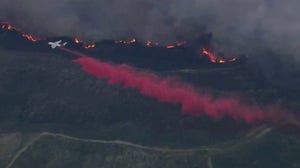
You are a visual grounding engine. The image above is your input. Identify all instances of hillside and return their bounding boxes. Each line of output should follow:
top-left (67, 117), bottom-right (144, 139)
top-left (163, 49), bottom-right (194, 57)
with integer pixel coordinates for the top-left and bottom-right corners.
top-left (0, 46), bottom-right (299, 167)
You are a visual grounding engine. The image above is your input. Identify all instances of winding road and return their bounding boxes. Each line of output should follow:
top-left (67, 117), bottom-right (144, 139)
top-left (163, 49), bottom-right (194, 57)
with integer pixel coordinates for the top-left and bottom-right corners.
top-left (6, 127), bottom-right (271, 168)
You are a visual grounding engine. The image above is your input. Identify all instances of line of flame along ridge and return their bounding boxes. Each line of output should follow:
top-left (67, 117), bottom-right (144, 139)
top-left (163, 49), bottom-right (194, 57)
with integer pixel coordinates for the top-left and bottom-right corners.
top-left (1, 22), bottom-right (238, 64)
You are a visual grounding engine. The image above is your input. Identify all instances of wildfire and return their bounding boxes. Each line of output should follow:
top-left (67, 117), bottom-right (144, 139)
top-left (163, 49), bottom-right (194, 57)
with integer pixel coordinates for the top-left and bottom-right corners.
top-left (74, 38), bottom-right (96, 49)
top-left (84, 43), bottom-right (96, 49)
top-left (74, 38), bottom-right (80, 44)
top-left (22, 34), bottom-right (38, 42)
top-left (1, 22), bottom-right (39, 42)
top-left (202, 48), bottom-right (217, 63)
top-left (115, 38), bottom-right (137, 45)
top-left (166, 45), bottom-right (175, 49)
top-left (1, 23), bottom-right (14, 31)
top-left (166, 41), bottom-right (187, 49)
top-left (115, 38), bottom-right (188, 49)
top-left (7, 25), bottom-right (13, 30)
top-left (0, 22), bottom-right (240, 64)
top-left (202, 48), bottom-right (238, 64)
top-left (129, 38), bottom-right (136, 43)
top-left (144, 41), bottom-right (159, 47)
top-left (145, 41), bottom-right (152, 47)
top-left (218, 59), bottom-right (226, 64)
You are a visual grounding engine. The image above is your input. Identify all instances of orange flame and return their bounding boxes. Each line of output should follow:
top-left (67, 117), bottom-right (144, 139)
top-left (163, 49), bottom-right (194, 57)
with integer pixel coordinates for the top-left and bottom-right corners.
top-left (7, 24), bottom-right (13, 30)
top-left (115, 38), bottom-right (136, 45)
top-left (4, 24), bottom-right (16, 31)
top-left (84, 43), bottom-right (96, 49)
top-left (1, 23), bottom-right (39, 42)
top-left (218, 59), bottom-right (226, 64)
top-left (166, 45), bottom-right (175, 49)
top-left (22, 34), bottom-right (38, 42)
top-left (74, 38), bottom-right (80, 44)
top-left (166, 41), bottom-right (187, 49)
top-left (129, 38), bottom-right (136, 43)
top-left (146, 41), bottom-right (152, 47)
top-left (0, 22), bottom-right (240, 62)
top-left (1, 24), bottom-right (14, 30)
top-left (202, 48), bottom-right (217, 63)
top-left (202, 48), bottom-right (239, 64)
top-left (74, 38), bottom-right (96, 49)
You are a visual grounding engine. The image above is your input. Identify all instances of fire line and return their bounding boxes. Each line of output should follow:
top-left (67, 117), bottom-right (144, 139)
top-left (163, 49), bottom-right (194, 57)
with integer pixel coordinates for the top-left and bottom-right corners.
top-left (1, 21), bottom-right (238, 64)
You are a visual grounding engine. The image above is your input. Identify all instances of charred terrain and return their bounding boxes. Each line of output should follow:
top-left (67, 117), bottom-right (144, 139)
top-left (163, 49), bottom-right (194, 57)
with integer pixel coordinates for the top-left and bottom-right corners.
top-left (0, 22), bottom-right (300, 168)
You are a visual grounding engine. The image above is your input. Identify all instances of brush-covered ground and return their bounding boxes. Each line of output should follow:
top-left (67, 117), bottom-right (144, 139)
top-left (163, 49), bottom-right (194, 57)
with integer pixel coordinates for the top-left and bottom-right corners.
top-left (0, 47), bottom-right (299, 168)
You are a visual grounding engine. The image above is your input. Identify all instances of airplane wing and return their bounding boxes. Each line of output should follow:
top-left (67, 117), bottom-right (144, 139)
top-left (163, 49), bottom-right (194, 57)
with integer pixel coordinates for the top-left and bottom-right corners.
top-left (48, 40), bottom-right (65, 49)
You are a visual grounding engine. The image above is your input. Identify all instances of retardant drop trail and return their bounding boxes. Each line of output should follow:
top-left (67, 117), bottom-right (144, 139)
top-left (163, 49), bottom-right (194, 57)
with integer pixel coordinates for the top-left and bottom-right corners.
top-left (59, 47), bottom-right (298, 126)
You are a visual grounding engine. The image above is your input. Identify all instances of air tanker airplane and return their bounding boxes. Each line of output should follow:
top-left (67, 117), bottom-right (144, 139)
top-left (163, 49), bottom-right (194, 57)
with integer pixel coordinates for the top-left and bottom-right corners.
top-left (48, 40), bottom-right (68, 49)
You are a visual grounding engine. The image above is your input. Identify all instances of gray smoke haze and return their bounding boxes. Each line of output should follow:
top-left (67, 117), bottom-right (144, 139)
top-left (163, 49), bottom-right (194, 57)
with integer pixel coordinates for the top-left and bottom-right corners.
top-left (0, 0), bottom-right (300, 62)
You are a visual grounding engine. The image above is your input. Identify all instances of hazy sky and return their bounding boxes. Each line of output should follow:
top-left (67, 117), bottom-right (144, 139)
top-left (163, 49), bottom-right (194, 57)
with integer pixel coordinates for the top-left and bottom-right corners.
top-left (0, 0), bottom-right (299, 62)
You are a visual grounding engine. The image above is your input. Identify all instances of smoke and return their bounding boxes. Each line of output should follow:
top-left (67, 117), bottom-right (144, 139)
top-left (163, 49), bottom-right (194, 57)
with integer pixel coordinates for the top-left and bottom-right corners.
top-left (58, 47), bottom-right (298, 125)
top-left (1, 0), bottom-right (300, 60)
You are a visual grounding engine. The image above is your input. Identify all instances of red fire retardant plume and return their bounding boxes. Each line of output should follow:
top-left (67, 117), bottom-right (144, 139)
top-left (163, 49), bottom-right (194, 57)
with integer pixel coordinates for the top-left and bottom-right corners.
top-left (59, 47), bottom-right (295, 125)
